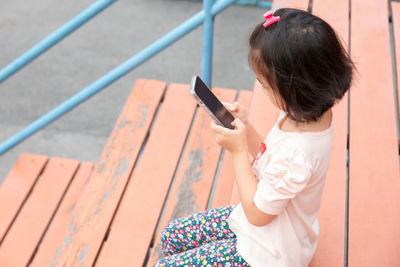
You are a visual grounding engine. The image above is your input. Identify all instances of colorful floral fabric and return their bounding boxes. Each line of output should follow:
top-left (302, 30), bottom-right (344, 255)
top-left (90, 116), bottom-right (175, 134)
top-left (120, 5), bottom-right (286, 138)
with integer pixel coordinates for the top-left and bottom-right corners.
top-left (153, 206), bottom-right (250, 266)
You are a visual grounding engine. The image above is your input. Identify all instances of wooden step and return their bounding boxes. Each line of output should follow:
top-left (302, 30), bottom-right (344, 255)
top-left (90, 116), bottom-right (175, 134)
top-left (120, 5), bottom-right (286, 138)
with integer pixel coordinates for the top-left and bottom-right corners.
top-left (0, 153), bottom-right (48, 242)
top-left (35, 79), bottom-right (166, 266)
top-left (0, 157), bottom-right (79, 266)
top-left (349, 0), bottom-right (400, 265)
top-left (30, 162), bottom-right (95, 267)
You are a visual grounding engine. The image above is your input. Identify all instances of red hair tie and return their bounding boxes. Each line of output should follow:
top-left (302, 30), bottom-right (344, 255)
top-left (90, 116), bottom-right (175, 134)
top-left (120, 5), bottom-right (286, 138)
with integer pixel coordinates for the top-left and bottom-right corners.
top-left (263, 10), bottom-right (280, 28)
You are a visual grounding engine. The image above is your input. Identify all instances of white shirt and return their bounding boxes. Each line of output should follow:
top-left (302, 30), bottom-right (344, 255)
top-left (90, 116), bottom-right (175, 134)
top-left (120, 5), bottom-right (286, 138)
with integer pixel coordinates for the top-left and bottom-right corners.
top-left (228, 112), bottom-right (333, 267)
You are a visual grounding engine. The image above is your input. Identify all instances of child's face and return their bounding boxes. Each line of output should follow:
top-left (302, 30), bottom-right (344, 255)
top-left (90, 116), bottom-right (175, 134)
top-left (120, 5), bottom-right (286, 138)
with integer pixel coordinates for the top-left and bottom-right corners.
top-left (256, 76), bottom-right (282, 110)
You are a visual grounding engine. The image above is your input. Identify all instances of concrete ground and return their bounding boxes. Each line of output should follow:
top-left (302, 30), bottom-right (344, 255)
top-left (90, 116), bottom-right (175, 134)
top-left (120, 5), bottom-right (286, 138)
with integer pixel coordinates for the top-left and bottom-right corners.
top-left (0, 0), bottom-right (263, 183)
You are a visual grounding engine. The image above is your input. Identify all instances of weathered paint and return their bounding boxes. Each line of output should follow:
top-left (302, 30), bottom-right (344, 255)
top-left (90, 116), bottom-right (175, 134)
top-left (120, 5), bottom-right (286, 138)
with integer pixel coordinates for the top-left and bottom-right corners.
top-left (118, 116), bottom-right (132, 129)
top-left (170, 149), bottom-right (204, 221)
top-left (149, 148), bottom-right (206, 262)
top-left (46, 80), bottom-right (165, 266)
top-left (137, 104), bottom-right (149, 128)
top-left (112, 157), bottom-right (130, 180)
top-left (146, 88), bottom-right (237, 266)
top-left (94, 83), bottom-right (199, 267)
top-left (0, 158), bottom-right (79, 266)
top-left (78, 243), bottom-right (89, 262)
top-left (49, 215), bottom-right (80, 267)
top-left (97, 137), bottom-right (116, 174)
top-left (39, 164), bottom-right (94, 267)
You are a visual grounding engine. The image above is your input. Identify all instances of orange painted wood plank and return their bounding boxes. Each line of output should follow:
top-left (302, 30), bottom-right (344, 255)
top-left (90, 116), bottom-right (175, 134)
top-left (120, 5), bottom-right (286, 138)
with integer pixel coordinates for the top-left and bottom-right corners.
top-left (0, 153), bottom-right (48, 242)
top-left (349, 0), bottom-right (400, 266)
top-left (309, 0), bottom-right (349, 266)
top-left (272, 0), bottom-right (309, 10)
top-left (210, 90), bottom-right (253, 209)
top-left (50, 79), bottom-right (166, 267)
top-left (96, 83), bottom-right (197, 267)
top-left (0, 157), bottom-right (79, 267)
top-left (30, 162), bottom-right (95, 267)
top-left (230, 81), bottom-right (280, 204)
top-left (146, 87), bottom-right (237, 266)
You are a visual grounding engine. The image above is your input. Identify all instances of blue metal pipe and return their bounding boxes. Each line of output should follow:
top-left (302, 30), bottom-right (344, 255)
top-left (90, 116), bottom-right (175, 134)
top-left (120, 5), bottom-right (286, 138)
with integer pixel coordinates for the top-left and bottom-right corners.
top-left (201, 0), bottom-right (214, 87)
top-left (0, 0), bottom-right (237, 155)
top-left (236, 1), bottom-right (272, 8)
top-left (0, 0), bottom-right (116, 84)
top-left (190, 0), bottom-right (272, 8)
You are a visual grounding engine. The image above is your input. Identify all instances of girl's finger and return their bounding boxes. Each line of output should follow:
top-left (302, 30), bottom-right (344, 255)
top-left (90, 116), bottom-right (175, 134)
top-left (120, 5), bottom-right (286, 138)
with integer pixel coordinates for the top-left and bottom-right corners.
top-left (232, 102), bottom-right (240, 111)
top-left (211, 120), bottom-right (237, 135)
top-left (212, 131), bottom-right (223, 144)
top-left (211, 122), bottom-right (227, 137)
top-left (210, 121), bottom-right (223, 132)
top-left (211, 120), bottom-right (219, 130)
top-left (232, 118), bottom-right (245, 129)
top-left (230, 102), bottom-right (239, 112)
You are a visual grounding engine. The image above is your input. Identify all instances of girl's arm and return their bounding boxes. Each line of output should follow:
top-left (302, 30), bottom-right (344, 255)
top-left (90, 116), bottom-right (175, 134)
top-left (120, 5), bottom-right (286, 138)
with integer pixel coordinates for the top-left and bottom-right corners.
top-left (245, 122), bottom-right (264, 158)
top-left (231, 150), bottom-right (276, 226)
top-left (211, 119), bottom-right (276, 227)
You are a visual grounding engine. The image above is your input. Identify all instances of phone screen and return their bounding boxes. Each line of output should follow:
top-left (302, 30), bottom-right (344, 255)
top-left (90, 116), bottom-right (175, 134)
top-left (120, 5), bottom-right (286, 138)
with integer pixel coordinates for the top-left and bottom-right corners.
top-left (192, 76), bottom-right (235, 129)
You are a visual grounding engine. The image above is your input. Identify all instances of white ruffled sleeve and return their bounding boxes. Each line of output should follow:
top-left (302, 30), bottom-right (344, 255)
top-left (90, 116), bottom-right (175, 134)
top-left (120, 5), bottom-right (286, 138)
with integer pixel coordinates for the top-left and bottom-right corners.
top-left (253, 149), bottom-right (313, 215)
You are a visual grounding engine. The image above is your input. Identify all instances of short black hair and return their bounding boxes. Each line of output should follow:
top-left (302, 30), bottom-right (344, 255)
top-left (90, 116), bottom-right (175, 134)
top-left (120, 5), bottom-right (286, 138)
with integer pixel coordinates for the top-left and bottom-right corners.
top-left (249, 8), bottom-right (355, 123)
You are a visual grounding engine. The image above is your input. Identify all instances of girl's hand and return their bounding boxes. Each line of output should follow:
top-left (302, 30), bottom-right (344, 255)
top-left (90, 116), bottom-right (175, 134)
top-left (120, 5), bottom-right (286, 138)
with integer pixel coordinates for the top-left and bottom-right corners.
top-left (210, 118), bottom-right (248, 154)
top-left (223, 102), bottom-right (249, 125)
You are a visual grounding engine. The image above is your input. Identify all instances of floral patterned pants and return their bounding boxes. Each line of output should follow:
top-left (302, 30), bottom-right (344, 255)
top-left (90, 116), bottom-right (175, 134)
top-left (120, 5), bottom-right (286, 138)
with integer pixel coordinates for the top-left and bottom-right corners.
top-left (153, 206), bottom-right (250, 267)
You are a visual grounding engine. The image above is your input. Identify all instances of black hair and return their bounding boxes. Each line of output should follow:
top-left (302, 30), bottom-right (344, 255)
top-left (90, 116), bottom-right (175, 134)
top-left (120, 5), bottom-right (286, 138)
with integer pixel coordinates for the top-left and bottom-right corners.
top-left (249, 8), bottom-right (355, 123)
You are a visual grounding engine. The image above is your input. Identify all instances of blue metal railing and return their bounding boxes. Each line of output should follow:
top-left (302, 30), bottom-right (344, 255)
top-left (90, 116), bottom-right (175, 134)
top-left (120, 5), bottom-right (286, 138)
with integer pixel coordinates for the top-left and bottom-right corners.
top-left (191, 0), bottom-right (272, 8)
top-left (236, 0), bottom-right (271, 8)
top-left (201, 0), bottom-right (214, 86)
top-left (0, 0), bottom-right (248, 155)
top-left (0, 0), bottom-right (116, 84)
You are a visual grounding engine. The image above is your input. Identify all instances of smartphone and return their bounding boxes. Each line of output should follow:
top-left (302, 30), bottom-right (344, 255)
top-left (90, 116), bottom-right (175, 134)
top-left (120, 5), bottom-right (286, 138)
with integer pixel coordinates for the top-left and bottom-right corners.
top-left (190, 75), bottom-right (235, 129)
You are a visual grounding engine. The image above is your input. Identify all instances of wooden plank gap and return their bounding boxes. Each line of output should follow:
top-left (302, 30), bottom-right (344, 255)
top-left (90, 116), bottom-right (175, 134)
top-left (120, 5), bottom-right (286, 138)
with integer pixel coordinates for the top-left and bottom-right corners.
top-left (30, 162), bottom-right (95, 267)
top-left (390, 1), bottom-right (400, 160)
top-left (0, 155), bottom-right (49, 247)
top-left (0, 158), bottom-right (80, 266)
top-left (135, 88), bottom-right (168, 164)
top-left (206, 88), bottom-right (242, 210)
top-left (91, 82), bottom-right (168, 267)
top-left (206, 148), bottom-right (227, 210)
top-left (344, 1), bottom-right (352, 265)
top-left (308, 0), bottom-right (313, 13)
top-left (91, 229), bottom-right (109, 267)
top-left (144, 104), bottom-right (201, 263)
top-left (26, 161), bottom-right (81, 266)
top-left (344, 90), bottom-right (351, 267)
top-left (147, 99), bottom-right (201, 233)
top-left (345, 1), bottom-right (352, 265)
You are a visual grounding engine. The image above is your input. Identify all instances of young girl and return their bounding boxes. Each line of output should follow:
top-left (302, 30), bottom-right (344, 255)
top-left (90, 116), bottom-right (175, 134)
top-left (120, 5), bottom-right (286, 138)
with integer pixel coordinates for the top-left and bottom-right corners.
top-left (154, 8), bottom-right (354, 267)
